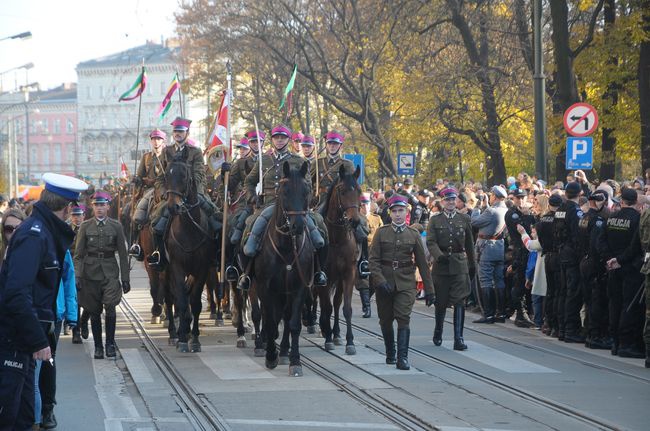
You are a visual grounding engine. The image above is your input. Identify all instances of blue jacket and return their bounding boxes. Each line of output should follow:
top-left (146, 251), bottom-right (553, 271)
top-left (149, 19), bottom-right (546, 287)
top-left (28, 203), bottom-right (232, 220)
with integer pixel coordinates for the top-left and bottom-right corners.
top-left (526, 250), bottom-right (537, 282)
top-left (471, 201), bottom-right (508, 262)
top-left (0, 201), bottom-right (75, 353)
top-left (56, 250), bottom-right (78, 323)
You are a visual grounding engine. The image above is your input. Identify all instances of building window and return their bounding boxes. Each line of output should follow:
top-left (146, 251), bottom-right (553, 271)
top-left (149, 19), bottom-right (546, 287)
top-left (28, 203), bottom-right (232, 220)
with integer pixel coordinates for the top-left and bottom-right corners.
top-left (41, 118), bottom-right (48, 134)
top-left (161, 81), bottom-right (166, 95)
top-left (86, 86), bottom-right (91, 99)
top-left (30, 146), bottom-right (38, 166)
top-left (112, 85), bottom-right (117, 97)
top-left (53, 118), bottom-right (61, 134)
top-left (42, 145), bottom-right (50, 166)
top-left (30, 120), bottom-right (37, 134)
top-left (99, 86), bottom-right (104, 98)
top-left (53, 143), bottom-right (61, 165)
top-left (14, 119), bottom-right (22, 135)
top-left (66, 119), bottom-right (74, 134)
top-left (66, 145), bottom-right (75, 164)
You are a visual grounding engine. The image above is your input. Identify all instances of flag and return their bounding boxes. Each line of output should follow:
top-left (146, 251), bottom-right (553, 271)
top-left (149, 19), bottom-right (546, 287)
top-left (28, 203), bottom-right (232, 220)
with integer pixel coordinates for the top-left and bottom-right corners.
top-left (119, 67), bottom-right (147, 102)
top-left (156, 73), bottom-right (180, 119)
top-left (205, 90), bottom-right (230, 154)
top-left (119, 157), bottom-right (129, 179)
top-left (278, 64), bottom-right (297, 111)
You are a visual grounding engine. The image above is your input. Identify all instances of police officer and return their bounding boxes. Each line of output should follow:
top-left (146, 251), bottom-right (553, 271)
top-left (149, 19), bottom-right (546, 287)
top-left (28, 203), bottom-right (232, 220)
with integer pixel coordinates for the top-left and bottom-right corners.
top-left (411, 189), bottom-right (432, 230)
top-left (369, 194), bottom-right (434, 369)
top-left (74, 191), bottom-right (130, 359)
top-left (69, 204), bottom-right (88, 345)
top-left (536, 194), bottom-right (563, 337)
top-left (553, 181), bottom-right (585, 342)
top-left (600, 188), bottom-right (644, 358)
top-left (427, 187), bottom-right (476, 350)
top-left (471, 185), bottom-right (508, 324)
top-left (505, 188), bottom-right (537, 328)
top-left (0, 173), bottom-right (87, 430)
top-left (639, 206), bottom-right (650, 367)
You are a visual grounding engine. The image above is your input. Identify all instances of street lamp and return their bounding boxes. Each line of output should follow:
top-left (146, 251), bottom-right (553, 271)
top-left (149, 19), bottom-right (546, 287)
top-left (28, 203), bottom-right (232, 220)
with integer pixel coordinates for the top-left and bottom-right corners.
top-left (0, 31), bottom-right (32, 42)
top-left (0, 62), bottom-right (34, 92)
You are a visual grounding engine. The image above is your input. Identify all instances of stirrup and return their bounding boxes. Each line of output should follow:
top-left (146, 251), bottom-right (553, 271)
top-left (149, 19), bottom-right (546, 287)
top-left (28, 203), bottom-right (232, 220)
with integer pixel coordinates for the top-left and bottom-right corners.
top-left (147, 250), bottom-right (161, 264)
top-left (226, 265), bottom-right (239, 282)
top-left (237, 274), bottom-right (251, 291)
top-left (358, 260), bottom-right (370, 278)
top-left (314, 271), bottom-right (327, 287)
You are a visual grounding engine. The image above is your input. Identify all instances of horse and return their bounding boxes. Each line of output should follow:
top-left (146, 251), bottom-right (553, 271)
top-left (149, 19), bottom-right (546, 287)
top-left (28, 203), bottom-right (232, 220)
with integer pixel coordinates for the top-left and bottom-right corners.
top-left (317, 164), bottom-right (362, 354)
top-left (164, 156), bottom-right (216, 352)
top-left (249, 161), bottom-right (314, 376)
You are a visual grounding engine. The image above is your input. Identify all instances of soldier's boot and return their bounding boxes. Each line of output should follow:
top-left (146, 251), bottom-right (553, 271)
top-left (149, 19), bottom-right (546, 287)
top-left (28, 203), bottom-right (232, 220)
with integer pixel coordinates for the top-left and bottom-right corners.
top-left (230, 207), bottom-right (252, 245)
top-left (237, 255), bottom-right (253, 291)
top-left (514, 298), bottom-right (536, 328)
top-left (358, 238), bottom-right (370, 279)
top-left (80, 310), bottom-right (90, 339)
top-left (314, 245), bottom-right (328, 287)
top-left (396, 327), bottom-right (411, 370)
top-left (225, 264), bottom-right (240, 282)
top-left (72, 326), bottom-right (82, 344)
top-left (105, 311), bottom-right (117, 358)
top-left (128, 224), bottom-right (144, 261)
top-left (380, 323), bottom-right (396, 364)
top-left (494, 289), bottom-right (506, 323)
top-left (473, 287), bottom-right (495, 324)
top-left (41, 403), bottom-right (57, 429)
top-left (148, 212), bottom-right (169, 271)
top-left (617, 344), bottom-right (645, 359)
top-left (433, 307), bottom-right (446, 346)
top-left (359, 288), bottom-right (371, 318)
top-left (453, 305), bottom-right (468, 351)
top-left (91, 314), bottom-right (104, 359)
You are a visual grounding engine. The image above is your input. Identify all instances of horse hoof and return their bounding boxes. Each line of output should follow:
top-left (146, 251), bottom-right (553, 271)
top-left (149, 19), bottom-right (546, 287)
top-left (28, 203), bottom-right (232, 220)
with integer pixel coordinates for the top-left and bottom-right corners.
top-left (236, 338), bottom-right (247, 348)
top-left (324, 342), bottom-right (335, 351)
top-left (151, 304), bottom-right (163, 316)
top-left (333, 337), bottom-right (343, 346)
top-left (209, 312), bottom-right (217, 320)
top-left (151, 316), bottom-right (161, 324)
top-left (307, 325), bottom-right (316, 334)
top-left (254, 348), bottom-right (265, 357)
top-left (265, 357), bottom-right (279, 369)
top-left (245, 325), bottom-right (253, 334)
top-left (191, 343), bottom-right (201, 353)
top-left (177, 342), bottom-right (189, 353)
top-left (168, 337), bottom-right (178, 346)
top-left (160, 312), bottom-right (167, 321)
top-left (288, 365), bottom-right (303, 377)
top-left (215, 319), bottom-right (225, 327)
top-left (278, 355), bottom-right (289, 365)
top-left (345, 345), bottom-right (357, 355)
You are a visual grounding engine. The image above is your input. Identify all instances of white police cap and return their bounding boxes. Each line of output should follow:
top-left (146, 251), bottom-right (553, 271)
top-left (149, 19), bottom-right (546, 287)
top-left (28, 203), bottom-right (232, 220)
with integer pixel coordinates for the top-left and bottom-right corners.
top-left (491, 185), bottom-right (507, 199)
top-left (42, 173), bottom-right (88, 201)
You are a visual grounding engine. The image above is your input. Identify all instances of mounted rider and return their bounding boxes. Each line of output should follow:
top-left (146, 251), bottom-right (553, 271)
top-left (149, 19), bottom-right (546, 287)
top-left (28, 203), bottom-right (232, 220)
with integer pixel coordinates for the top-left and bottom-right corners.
top-left (129, 129), bottom-right (168, 260)
top-left (147, 117), bottom-right (221, 271)
top-left (236, 124), bottom-right (326, 291)
top-left (300, 135), bottom-right (316, 171)
top-left (315, 131), bottom-right (370, 278)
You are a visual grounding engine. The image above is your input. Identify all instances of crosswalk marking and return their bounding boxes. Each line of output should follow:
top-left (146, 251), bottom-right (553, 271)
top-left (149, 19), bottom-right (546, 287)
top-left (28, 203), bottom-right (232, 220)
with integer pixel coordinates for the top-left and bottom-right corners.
top-left (198, 346), bottom-right (275, 380)
top-left (120, 348), bottom-right (154, 383)
top-left (441, 341), bottom-right (560, 373)
top-left (227, 419), bottom-right (399, 429)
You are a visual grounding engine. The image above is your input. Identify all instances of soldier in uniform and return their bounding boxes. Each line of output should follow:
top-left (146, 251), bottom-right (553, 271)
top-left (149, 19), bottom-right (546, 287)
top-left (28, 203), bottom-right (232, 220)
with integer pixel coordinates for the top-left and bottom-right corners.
top-left (129, 129), bottom-right (167, 260)
top-left (505, 188), bottom-right (537, 328)
top-left (0, 173), bottom-right (87, 430)
top-left (536, 194), bottom-right (563, 337)
top-left (369, 194), bottom-right (434, 370)
top-left (300, 135), bottom-right (317, 171)
top-left (427, 187), bottom-right (476, 350)
top-left (357, 193), bottom-right (378, 318)
top-left (74, 191), bottom-right (130, 360)
top-left (470, 185), bottom-right (508, 324)
top-left (291, 131), bottom-right (303, 155)
top-left (237, 125), bottom-right (326, 290)
top-left (600, 188), bottom-right (645, 358)
top-left (69, 204), bottom-right (88, 345)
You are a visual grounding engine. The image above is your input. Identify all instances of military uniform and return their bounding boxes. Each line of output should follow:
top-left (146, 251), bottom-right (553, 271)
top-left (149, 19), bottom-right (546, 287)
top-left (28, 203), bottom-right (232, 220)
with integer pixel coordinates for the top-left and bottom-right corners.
top-left (369, 194), bottom-right (433, 369)
top-left (313, 155), bottom-right (355, 204)
top-left (427, 191), bottom-right (476, 350)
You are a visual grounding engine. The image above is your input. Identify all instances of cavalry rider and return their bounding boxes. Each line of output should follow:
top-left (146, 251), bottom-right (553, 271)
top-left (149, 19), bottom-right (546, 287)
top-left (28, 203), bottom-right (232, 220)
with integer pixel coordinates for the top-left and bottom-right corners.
top-left (236, 124), bottom-right (326, 291)
top-left (129, 129), bottom-right (167, 260)
top-left (291, 131), bottom-right (304, 155)
top-left (300, 135), bottom-right (317, 170)
top-left (314, 131), bottom-right (370, 278)
top-left (147, 117), bottom-right (220, 271)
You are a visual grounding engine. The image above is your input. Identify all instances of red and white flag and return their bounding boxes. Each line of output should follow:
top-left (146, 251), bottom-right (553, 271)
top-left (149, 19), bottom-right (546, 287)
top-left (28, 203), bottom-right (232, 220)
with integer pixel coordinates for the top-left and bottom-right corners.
top-left (119, 156), bottom-right (129, 179)
top-left (205, 90), bottom-right (230, 154)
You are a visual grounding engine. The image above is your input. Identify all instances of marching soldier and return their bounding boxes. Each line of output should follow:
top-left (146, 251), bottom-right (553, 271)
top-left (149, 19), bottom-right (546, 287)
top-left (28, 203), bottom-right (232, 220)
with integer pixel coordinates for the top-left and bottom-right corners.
top-left (357, 193), bottom-right (379, 318)
top-left (427, 187), bottom-right (476, 350)
top-left (69, 204), bottom-right (88, 345)
top-left (74, 191), bottom-right (130, 359)
top-left (369, 194), bottom-right (434, 370)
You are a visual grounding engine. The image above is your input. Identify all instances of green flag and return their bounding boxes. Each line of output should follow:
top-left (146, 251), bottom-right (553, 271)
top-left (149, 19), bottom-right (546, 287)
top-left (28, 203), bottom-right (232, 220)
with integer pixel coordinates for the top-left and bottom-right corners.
top-left (279, 64), bottom-right (297, 110)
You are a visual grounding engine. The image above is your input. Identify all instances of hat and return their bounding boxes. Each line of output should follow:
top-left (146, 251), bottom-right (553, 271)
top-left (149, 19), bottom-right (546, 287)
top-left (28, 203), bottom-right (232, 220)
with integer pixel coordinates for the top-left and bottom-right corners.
top-left (565, 181), bottom-right (581, 197)
top-left (491, 185), bottom-right (507, 199)
top-left (92, 191), bottom-right (111, 204)
top-left (458, 192), bottom-right (468, 204)
top-left (291, 132), bottom-right (304, 141)
top-left (271, 124), bottom-right (291, 137)
top-left (236, 137), bottom-right (249, 148)
top-left (417, 189), bottom-right (430, 197)
top-left (42, 173), bottom-right (88, 201)
top-left (149, 129), bottom-right (166, 140)
top-left (621, 187), bottom-right (638, 203)
top-left (394, 181), bottom-right (403, 188)
top-left (70, 204), bottom-right (86, 215)
top-left (171, 117), bottom-right (191, 131)
top-left (512, 188), bottom-right (528, 198)
top-left (439, 187), bottom-right (458, 199)
top-left (387, 194), bottom-right (408, 209)
top-left (247, 130), bottom-right (266, 141)
top-left (588, 190), bottom-right (608, 202)
top-left (507, 176), bottom-right (516, 185)
top-left (549, 194), bottom-right (563, 207)
top-left (325, 131), bottom-right (345, 144)
top-left (404, 178), bottom-right (413, 186)
top-left (300, 135), bottom-right (315, 146)
top-left (360, 193), bottom-right (371, 204)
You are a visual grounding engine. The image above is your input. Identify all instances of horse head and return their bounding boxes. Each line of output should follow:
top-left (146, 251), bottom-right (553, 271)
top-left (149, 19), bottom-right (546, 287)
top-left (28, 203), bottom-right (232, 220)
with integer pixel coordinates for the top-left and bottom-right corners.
top-left (277, 161), bottom-right (311, 235)
top-left (165, 155), bottom-right (194, 216)
top-left (332, 164), bottom-right (362, 228)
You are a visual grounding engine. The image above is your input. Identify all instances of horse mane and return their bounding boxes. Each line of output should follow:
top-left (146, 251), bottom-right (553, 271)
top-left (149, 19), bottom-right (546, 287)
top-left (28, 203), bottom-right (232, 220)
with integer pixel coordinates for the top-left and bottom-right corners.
top-left (319, 169), bottom-right (357, 217)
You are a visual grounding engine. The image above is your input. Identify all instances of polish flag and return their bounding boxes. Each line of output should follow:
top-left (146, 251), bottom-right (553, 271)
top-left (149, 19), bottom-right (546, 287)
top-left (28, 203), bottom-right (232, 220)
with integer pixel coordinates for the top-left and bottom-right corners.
top-left (205, 90), bottom-right (230, 154)
top-left (119, 156), bottom-right (129, 179)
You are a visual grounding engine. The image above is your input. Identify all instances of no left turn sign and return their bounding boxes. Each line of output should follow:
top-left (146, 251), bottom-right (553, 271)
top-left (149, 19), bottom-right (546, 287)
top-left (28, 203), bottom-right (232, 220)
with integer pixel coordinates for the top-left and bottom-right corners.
top-left (563, 102), bottom-right (598, 137)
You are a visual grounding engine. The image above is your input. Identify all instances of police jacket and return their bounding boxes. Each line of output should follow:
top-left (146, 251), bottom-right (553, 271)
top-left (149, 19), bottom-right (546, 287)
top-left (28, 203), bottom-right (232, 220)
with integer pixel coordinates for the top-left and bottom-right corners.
top-left (552, 200), bottom-right (582, 265)
top-left (505, 206), bottom-right (535, 251)
top-left (576, 208), bottom-right (608, 258)
top-left (599, 206), bottom-right (641, 269)
top-left (535, 210), bottom-right (557, 254)
top-left (410, 202), bottom-right (431, 230)
top-left (0, 201), bottom-right (75, 353)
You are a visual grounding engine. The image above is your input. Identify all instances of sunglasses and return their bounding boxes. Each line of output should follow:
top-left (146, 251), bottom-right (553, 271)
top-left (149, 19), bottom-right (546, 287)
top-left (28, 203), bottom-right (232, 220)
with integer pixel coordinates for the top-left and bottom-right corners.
top-left (3, 225), bottom-right (19, 234)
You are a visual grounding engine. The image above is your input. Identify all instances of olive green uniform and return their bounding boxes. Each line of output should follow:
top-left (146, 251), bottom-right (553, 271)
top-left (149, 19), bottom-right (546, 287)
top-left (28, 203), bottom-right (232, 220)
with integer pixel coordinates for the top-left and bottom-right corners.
top-left (313, 156), bottom-right (355, 204)
top-left (639, 208), bottom-right (650, 363)
top-left (244, 150), bottom-right (309, 207)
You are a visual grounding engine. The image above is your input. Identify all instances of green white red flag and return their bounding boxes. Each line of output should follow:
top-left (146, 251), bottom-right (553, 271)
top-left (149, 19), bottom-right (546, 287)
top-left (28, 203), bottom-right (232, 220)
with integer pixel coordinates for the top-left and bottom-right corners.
top-left (279, 64), bottom-right (297, 112)
top-left (118, 67), bottom-right (147, 102)
top-left (156, 73), bottom-right (180, 119)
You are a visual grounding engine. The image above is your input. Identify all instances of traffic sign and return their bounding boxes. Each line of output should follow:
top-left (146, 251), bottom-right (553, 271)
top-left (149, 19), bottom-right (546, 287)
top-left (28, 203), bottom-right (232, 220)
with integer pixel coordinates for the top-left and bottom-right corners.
top-left (565, 137), bottom-right (593, 170)
top-left (397, 153), bottom-right (416, 176)
top-left (563, 103), bottom-right (598, 137)
top-left (343, 153), bottom-right (365, 184)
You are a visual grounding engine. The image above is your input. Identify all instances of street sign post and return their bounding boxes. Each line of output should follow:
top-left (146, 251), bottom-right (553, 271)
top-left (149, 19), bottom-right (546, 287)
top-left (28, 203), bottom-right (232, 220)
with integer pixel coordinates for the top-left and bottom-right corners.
top-left (565, 137), bottom-right (593, 170)
top-left (397, 153), bottom-right (416, 176)
top-left (343, 153), bottom-right (365, 184)
top-left (563, 103), bottom-right (598, 137)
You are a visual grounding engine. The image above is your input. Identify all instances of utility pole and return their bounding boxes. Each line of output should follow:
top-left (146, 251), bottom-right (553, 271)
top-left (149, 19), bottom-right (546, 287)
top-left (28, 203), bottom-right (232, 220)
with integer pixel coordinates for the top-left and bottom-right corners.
top-left (533, 0), bottom-right (548, 180)
top-left (24, 89), bottom-right (30, 182)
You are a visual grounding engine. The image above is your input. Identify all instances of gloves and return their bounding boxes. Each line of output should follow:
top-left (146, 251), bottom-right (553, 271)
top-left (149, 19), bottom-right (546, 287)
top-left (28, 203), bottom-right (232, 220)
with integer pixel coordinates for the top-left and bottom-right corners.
top-left (122, 281), bottom-right (131, 294)
top-left (221, 162), bottom-right (231, 173)
top-left (425, 293), bottom-right (435, 307)
top-left (67, 321), bottom-right (77, 329)
top-left (437, 255), bottom-right (449, 265)
top-left (376, 281), bottom-right (393, 296)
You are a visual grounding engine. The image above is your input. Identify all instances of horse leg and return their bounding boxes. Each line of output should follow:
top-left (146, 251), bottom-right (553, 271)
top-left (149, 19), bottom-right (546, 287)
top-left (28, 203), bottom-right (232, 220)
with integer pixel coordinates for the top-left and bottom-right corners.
top-left (278, 309), bottom-right (291, 365)
top-left (264, 294), bottom-right (279, 369)
top-left (332, 285), bottom-right (344, 345)
top-left (206, 270), bottom-right (218, 321)
top-left (234, 287), bottom-right (247, 348)
top-left (173, 270), bottom-right (191, 352)
top-left (252, 286), bottom-right (265, 356)
top-left (343, 275), bottom-right (356, 355)
top-left (190, 274), bottom-right (206, 352)
top-left (289, 289), bottom-right (305, 377)
top-left (148, 270), bottom-right (162, 324)
top-left (318, 286), bottom-right (334, 351)
top-left (164, 276), bottom-right (177, 343)
top-left (308, 292), bottom-right (319, 334)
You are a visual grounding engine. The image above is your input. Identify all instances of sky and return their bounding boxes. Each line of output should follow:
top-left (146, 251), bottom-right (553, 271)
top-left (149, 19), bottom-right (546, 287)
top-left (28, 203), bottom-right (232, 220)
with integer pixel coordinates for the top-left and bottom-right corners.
top-left (0, 0), bottom-right (180, 92)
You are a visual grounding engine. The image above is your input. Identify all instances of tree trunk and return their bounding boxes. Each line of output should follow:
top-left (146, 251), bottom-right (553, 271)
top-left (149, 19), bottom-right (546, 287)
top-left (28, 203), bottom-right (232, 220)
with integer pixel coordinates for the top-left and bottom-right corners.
top-left (599, 0), bottom-right (618, 180)
top-left (640, 0), bottom-right (650, 172)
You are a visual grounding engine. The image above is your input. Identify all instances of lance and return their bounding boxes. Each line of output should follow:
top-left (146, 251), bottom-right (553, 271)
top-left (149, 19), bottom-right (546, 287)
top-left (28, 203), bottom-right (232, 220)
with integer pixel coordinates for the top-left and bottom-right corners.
top-left (253, 114), bottom-right (263, 206)
top-left (219, 62), bottom-right (233, 301)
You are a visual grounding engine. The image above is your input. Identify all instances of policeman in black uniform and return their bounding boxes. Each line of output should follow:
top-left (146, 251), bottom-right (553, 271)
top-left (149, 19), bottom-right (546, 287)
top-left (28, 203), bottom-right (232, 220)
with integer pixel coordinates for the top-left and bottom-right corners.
top-left (410, 189), bottom-right (431, 230)
top-left (0, 173), bottom-right (87, 429)
top-left (552, 182), bottom-right (585, 342)
top-left (535, 193), bottom-right (562, 336)
top-left (504, 188), bottom-right (536, 327)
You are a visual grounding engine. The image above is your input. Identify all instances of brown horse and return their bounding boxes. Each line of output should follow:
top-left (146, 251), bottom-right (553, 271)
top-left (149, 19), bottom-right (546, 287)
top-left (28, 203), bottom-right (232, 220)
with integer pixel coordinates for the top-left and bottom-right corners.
top-left (318, 164), bottom-right (362, 354)
top-left (164, 156), bottom-right (216, 352)
top-left (249, 161), bottom-right (314, 376)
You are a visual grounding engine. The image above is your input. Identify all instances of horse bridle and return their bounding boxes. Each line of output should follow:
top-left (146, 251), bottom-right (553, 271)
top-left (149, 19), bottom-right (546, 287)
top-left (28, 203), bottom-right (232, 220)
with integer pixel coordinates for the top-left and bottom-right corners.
top-left (164, 163), bottom-right (211, 244)
top-left (326, 183), bottom-right (360, 228)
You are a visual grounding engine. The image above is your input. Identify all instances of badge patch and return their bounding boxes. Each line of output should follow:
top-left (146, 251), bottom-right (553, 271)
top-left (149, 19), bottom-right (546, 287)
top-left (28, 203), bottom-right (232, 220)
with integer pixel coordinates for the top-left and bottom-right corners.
top-left (512, 214), bottom-right (519, 220)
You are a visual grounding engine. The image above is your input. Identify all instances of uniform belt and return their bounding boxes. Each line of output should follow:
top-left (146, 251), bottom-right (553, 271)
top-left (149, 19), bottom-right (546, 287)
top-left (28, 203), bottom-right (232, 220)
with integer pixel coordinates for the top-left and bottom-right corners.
top-left (478, 234), bottom-right (502, 240)
top-left (445, 247), bottom-right (465, 253)
top-left (87, 251), bottom-right (114, 259)
top-left (380, 260), bottom-right (414, 270)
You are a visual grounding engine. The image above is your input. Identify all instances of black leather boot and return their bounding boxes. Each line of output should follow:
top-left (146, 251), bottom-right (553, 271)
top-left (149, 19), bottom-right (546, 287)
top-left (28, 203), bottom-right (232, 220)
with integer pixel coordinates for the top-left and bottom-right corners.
top-left (41, 403), bottom-right (57, 429)
top-left (147, 231), bottom-right (167, 271)
top-left (314, 245), bottom-right (328, 287)
top-left (80, 310), bottom-right (89, 339)
top-left (360, 289), bottom-right (371, 318)
top-left (453, 305), bottom-right (468, 351)
top-left (105, 313), bottom-right (117, 358)
top-left (381, 324), bottom-right (396, 364)
top-left (72, 327), bottom-right (82, 344)
top-left (237, 255), bottom-right (252, 291)
top-left (514, 298), bottom-right (536, 328)
top-left (473, 287), bottom-right (495, 323)
top-left (396, 327), bottom-right (410, 370)
top-left (433, 307), bottom-right (445, 346)
top-left (91, 314), bottom-right (104, 359)
top-left (494, 289), bottom-right (506, 322)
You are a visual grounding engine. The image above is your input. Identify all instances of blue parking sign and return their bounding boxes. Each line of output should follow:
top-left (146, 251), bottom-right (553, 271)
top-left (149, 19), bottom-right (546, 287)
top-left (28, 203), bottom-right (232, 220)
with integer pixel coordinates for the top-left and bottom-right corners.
top-left (343, 154), bottom-right (364, 184)
top-left (397, 153), bottom-right (416, 176)
top-left (565, 137), bottom-right (593, 170)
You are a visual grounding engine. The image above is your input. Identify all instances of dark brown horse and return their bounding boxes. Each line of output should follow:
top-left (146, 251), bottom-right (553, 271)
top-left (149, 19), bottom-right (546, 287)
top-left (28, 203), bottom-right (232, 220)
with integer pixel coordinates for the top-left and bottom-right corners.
top-left (164, 157), bottom-right (215, 352)
top-left (318, 164), bottom-right (362, 354)
top-left (249, 161), bottom-right (314, 376)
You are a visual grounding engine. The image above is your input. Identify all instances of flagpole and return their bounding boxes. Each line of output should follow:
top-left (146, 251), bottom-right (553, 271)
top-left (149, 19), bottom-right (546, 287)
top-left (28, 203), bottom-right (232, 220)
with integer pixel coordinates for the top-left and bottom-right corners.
top-left (253, 115), bottom-right (263, 206)
top-left (133, 60), bottom-right (145, 176)
top-left (176, 70), bottom-right (183, 117)
top-left (219, 61), bottom-right (233, 301)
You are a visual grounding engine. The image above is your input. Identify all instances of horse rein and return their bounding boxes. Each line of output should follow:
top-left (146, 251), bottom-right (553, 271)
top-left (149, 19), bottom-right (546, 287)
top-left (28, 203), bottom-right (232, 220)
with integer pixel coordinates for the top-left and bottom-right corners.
top-left (325, 183), bottom-right (360, 228)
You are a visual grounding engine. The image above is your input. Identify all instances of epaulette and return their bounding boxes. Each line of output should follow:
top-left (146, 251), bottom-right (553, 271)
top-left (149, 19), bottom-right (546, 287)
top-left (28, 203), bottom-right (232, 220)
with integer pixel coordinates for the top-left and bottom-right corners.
top-left (29, 222), bottom-right (42, 235)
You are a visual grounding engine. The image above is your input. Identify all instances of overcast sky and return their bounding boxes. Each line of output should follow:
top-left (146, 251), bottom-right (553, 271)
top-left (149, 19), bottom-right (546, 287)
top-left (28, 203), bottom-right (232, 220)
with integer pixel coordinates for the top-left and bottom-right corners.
top-left (0, 0), bottom-right (180, 92)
